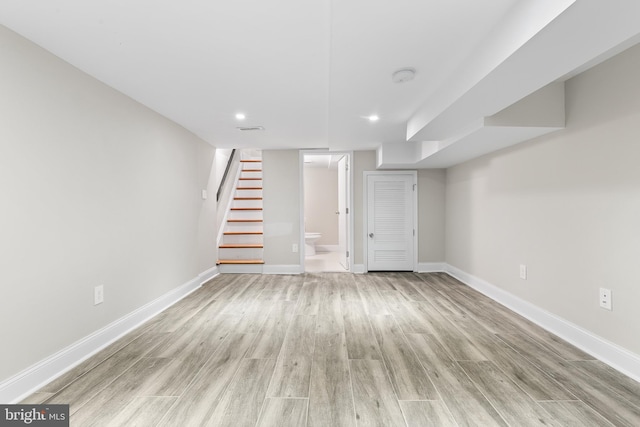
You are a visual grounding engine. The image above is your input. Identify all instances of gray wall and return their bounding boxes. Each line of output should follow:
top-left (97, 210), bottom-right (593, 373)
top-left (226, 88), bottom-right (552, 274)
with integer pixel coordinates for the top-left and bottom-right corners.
top-left (262, 150), bottom-right (301, 266)
top-left (353, 151), bottom-right (376, 266)
top-left (304, 167), bottom-right (339, 245)
top-left (352, 151), bottom-right (446, 266)
top-left (418, 169), bottom-right (446, 263)
top-left (446, 43), bottom-right (640, 355)
top-left (0, 25), bottom-right (217, 382)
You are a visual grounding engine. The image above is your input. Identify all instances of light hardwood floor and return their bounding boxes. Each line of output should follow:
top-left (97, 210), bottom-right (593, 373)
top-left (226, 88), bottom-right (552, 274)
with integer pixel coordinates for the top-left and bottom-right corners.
top-left (23, 272), bottom-right (640, 426)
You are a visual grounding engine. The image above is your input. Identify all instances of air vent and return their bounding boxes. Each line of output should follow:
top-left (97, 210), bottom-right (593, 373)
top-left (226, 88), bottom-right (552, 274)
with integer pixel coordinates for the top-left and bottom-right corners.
top-left (237, 126), bottom-right (265, 131)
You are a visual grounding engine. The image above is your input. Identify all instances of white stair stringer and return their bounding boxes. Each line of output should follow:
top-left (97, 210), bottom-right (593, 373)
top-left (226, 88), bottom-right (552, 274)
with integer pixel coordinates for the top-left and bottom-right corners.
top-left (217, 153), bottom-right (264, 272)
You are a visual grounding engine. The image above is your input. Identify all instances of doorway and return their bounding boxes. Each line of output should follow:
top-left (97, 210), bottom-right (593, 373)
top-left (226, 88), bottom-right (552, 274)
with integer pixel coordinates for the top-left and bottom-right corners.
top-left (300, 151), bottom-right (353, 272)
top-left (364, 171), bottom-right (417, 271)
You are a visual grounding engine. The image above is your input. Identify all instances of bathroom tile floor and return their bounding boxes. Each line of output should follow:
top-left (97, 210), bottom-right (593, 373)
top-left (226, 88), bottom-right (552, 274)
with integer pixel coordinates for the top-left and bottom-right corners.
top-left (304, 251), bottom-right (347, 273)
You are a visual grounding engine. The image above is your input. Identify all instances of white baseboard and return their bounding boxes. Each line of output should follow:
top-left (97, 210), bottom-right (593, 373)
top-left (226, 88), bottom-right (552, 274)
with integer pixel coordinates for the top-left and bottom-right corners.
top-left (352, 264), bottom-right (366, 274)
top-left (0, 266), bottom-right (219, 404)
top-left (443, 263), bottom-right (640, 383)
top-left (263, 265), bottom-right (304, 275)
top-left (198, 266), bottom-right (219, 283)
top-left (417, 262), bottom-right (447, 273)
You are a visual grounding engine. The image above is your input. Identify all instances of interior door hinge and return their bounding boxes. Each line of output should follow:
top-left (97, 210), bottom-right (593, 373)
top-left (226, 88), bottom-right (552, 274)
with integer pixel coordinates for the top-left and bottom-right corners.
top-left (346, 251), bottom-right (350, 258)
top-left (346, 207), bottom-right (349, 214)
top-left (413, 184), bottom-right (416, 191)
top-left (413, 229), bottom-right (415, 236)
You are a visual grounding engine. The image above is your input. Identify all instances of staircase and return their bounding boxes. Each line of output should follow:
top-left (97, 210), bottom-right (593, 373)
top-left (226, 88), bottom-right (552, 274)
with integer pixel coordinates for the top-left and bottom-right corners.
top-left (217, 154), bottom-right (264, 273)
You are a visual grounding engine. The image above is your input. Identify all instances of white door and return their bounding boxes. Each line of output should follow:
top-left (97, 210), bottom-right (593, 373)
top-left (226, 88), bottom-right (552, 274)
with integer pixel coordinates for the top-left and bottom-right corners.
top-left (338, 155), bottom-right (349, 270)
top-left (366, 173), bottom-right (415, 271)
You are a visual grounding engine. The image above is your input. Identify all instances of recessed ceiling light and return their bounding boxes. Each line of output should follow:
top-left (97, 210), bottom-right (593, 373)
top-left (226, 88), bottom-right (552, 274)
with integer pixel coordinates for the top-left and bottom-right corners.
top-left (236, 126), bottom-right (265, 131)
top-left (368, 115), bottom-right (379, 122)
top-left (392, 68), bottom-right (416, 83)
top-left (235, 113), bottom-right (246, 120)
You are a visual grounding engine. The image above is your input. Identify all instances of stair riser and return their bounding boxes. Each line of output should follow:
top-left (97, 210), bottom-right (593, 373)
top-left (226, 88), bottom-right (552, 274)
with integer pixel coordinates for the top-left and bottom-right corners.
top-left (233, 199), bottom-right (262, 208)
top-left (223, 235), bottom-right (264, 245)
top-left (234, 189), bottom-right (262, 198)
top-left (228, 211), bottom-right (263, 220)
top-left (218, 264), bottom-right (264, 274)
top-left (218, 247), bottom-right (264, 259)
top-left (224, 222), bottom-right (263, 232)
top-left (240, 171), bottom-right (262, 179)
top-left (238, 180), bottom-right (263, 187)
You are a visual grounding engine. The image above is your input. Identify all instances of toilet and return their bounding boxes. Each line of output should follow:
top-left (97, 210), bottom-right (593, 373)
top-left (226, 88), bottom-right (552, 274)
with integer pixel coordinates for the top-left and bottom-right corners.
top-left (304, 232), bottom-right (322, 256)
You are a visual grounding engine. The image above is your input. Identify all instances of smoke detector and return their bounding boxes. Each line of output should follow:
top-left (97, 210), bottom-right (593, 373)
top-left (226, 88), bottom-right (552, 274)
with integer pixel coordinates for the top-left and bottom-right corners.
top-left (392, 68), bottom-right (416, 83)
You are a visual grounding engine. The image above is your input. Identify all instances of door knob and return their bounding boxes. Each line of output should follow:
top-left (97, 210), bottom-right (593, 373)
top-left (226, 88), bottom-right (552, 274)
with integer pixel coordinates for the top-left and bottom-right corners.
top-left (369, 233), bottom-right (374, 238)
top-left (335, 211), bottom-right (340, 214)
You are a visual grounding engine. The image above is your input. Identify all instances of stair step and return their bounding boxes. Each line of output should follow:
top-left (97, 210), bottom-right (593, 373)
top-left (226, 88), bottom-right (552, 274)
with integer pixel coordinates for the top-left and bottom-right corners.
top-left (234, 197), bottom-right (263, 200)
top-left (242, 169), bottom-right (262, 172)
top-left (236, 187), bottom-right (263, 190)
top-left (217, 259), bottom-right (265, 264)
top-left (219, 244), bottom-right (264, 249)
top-left (240, 172), bottom-right (262, 180)
top-left (231, 207), bottom-right (262, 211)
top-left (240, 159), bottom-right (262, 162)
top-left (224, 231), bottom-right (263, 235)
top-left (227, 219), bottom-right (263, 223)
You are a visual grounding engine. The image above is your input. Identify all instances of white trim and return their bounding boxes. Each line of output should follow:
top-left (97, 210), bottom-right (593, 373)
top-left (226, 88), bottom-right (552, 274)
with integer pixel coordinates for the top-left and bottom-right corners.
top-left (417, 262), bottom-right (447, 273)
top-left (263, 264), bottom-right (304, 275)
top-left (443, 263), bottom-right (640, 382)
top-left (352, 264), bottom-right (366, 274)
top-left (198, 266), bottom-right (219, 282)
top-left (0, 267), bottom-right (219, 404)
top-left (298, 150), bottom-right (306, 267)
top-left (300, 150), bottom-right (355, 273)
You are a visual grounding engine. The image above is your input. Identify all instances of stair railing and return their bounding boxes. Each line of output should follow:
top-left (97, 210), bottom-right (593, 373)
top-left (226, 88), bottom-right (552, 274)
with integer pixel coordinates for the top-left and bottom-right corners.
top-left (216, 149), bottom-right (236, 202)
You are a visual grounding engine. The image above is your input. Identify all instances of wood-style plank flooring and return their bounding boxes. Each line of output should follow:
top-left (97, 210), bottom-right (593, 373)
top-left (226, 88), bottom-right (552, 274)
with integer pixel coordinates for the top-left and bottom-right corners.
top-left (24, 272), bottom-right (640, 426)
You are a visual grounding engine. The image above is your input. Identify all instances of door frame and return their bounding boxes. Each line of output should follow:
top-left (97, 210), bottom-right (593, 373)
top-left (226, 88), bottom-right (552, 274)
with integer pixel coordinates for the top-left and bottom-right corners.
top-left (363, 170), bottom-right (418, 272)
top-left (299, 150), bottom-right (354, 272)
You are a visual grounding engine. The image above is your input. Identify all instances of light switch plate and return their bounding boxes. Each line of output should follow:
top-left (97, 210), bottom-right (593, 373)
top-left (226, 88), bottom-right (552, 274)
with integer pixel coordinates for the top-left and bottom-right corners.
top-left (599, 288), bottom-right (612, 310)
top-left (519, 264), bottom-right (527, 280)
top-left (94, 285), bottom-right (104, 305)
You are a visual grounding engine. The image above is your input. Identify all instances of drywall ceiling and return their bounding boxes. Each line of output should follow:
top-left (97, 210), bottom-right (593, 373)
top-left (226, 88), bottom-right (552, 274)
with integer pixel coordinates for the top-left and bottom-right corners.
top-left (304, 154), bottom-right (343, 169)
top-left (1, 0), bottom-right (640, 168)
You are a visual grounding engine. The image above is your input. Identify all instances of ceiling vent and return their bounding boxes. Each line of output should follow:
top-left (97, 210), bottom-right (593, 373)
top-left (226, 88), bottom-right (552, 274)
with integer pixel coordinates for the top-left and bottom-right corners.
top-left (237, 126), bottom-right (265, 131)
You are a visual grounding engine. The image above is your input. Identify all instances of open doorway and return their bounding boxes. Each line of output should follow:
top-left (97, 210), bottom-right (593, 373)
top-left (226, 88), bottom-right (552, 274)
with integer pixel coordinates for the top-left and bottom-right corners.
top-left (300, 151), bottom-right (352, 272)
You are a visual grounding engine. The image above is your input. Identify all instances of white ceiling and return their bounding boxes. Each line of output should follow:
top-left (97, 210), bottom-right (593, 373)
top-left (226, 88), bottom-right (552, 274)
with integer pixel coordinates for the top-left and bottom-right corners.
top-left (2, 0), bottom-right (640, 168)
top-left (304, 154), bottom-right (344, 169)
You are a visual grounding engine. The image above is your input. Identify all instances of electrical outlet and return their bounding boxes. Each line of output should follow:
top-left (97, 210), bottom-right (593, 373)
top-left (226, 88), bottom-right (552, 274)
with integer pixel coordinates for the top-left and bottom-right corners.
top-left (292, 243), bottom-right (299, 253)
top-left (519, 264), bottom-right (527, 280)
top-left (599, 288), bottom-right (612, 310)
top-left (94, 285), bottom-right (104, 306)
